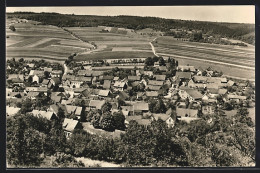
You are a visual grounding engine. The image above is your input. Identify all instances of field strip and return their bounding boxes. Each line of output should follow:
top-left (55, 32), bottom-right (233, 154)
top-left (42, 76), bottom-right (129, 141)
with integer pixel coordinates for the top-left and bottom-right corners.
top-left (157, 52), bottom-right (255, 70)
top-left (156, 49), bottom-right (254, 67)
top-left (157, 37), bottom-right (255, 52)
top-left (156, 43), bottom-right (255, 57)
top-left (156, 47), bottom-right (255, 63)
top-left (26, 38), bottom-right (54, 48)
top-left (50, 44), bottom-right (88, 50)
top-left (222, 75), bottom-right (255, 82)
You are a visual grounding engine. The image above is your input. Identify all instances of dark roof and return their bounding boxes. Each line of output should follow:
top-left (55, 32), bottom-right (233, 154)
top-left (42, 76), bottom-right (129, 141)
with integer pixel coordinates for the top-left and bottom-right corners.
top-left (118, 91), bottom-right (130, 100)
top-left (51, 77), bottom-right (61, 84)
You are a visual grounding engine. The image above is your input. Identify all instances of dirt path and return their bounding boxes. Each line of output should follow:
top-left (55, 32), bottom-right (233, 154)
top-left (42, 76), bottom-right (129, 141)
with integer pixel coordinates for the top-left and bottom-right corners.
top-left (150, 37), bottom-right (159, 57)
top-left (75, 157), bottom-right (121, 167)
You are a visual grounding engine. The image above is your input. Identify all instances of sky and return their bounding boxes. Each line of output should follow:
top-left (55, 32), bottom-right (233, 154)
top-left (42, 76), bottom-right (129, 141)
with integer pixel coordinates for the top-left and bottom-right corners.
top-left (6, 6), bottom-right (255, 24)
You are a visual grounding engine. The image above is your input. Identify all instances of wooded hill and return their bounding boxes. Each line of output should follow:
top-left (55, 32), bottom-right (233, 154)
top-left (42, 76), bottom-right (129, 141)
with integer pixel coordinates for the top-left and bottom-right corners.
top-left (7, 12), bottom-right (255, 45)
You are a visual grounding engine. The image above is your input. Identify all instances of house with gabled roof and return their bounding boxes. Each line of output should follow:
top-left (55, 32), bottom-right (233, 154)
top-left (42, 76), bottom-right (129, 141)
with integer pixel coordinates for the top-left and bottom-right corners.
top-left (128, 76), bottom-right (141, 81)
top-left (102, 75), bottom-right (114, 80)
top-left (148, 80), bottom-right (164, 86)
top-left (175, 72), bottom-right (192, 80)
top-left (98, 90), bottom-right (111, 97)
top-left (146, 85), bottom-right (162, 91)
top-left (133, 102), bottom-right (149, 115)
top-left (118, 91), bottom-right (130, 101)
top-left (178, 87), bottom-right (203, 102)
top-left (176, 107), bottom-right (198, 118)
top-left (177, 65), bottom-right (196, 72)
top-left (62, 118), bottom-right (82, 138)
top-left (113, 81), bottom-right (127, 91)
top-left (31, 110), bottom-right (56, 120)
top-left (154, 75), bottom-right (166, 81)
top-left (44, 67), bottom-right (53, 73)
top-left (124, 115), bottom-right (142, 127)
top-left (89, 100), bottom-right (106, 110)
top-left (151, 113), bottom-right (175, 128)
top-left (103, 80), bottom-right (111, 89)
top-left (144, 71), bottom-right (153, 76)
top-left (51, 70), bottom-right (63, 78)
top-left (146, 91), bottom-right (159, 97)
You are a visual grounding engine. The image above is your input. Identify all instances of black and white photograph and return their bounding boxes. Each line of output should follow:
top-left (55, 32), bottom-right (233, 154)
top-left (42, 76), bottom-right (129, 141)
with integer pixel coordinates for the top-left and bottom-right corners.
top-left (5, 5), bottom-right (255, 168)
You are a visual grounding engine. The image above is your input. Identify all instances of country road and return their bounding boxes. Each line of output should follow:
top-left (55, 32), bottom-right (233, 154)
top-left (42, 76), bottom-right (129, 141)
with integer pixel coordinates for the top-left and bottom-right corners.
top-left (150, 37), bottom-right (159, 57)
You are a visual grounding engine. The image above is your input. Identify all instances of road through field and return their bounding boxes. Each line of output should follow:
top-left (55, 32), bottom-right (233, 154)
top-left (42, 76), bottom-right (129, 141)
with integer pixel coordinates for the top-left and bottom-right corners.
top-left (150, 37), bottom-right (159, 57)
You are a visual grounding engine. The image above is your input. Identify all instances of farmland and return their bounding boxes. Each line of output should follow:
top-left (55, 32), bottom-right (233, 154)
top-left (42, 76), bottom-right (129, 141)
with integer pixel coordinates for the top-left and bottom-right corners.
top-left (153, 36), bottom-right (255, 79)
top-left (63, 27), bottom-right (155, 60)
top-left (6, 18), bottom-right (93, 61)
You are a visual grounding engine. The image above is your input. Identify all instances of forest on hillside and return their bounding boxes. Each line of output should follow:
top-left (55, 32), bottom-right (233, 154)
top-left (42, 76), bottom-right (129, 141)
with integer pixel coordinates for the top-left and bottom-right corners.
top-left (7, 12), bottom-right (255, 45)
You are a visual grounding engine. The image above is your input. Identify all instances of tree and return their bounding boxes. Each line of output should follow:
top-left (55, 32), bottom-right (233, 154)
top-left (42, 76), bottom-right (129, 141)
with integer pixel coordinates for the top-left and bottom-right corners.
top-left (6, 115), bottom-right (46, 166)
top-left (158, 57), bottom-right (165, 66)
top-left (91, 113), bottom-right (102, 129)
top-left (9, 25), bottom-right (16, 31)
top-left (210, 144), bottom-right (237, 166)
top-left (20, 98), bottom-right (33, 114)
top-left (100, 113), bottom-right (115, 132)
top-left (57, 107), bottom-right (65, 121)
top-left (145, 57), bottom-right (154, 66)
top-left (154, 99), bottom-right (167, 113)
top-left (101, 102), bottom-right (112, 114)
top-left (113, 112), bottom-right (126, 130)
top-left (51, 152), bottom-right (85, 168)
